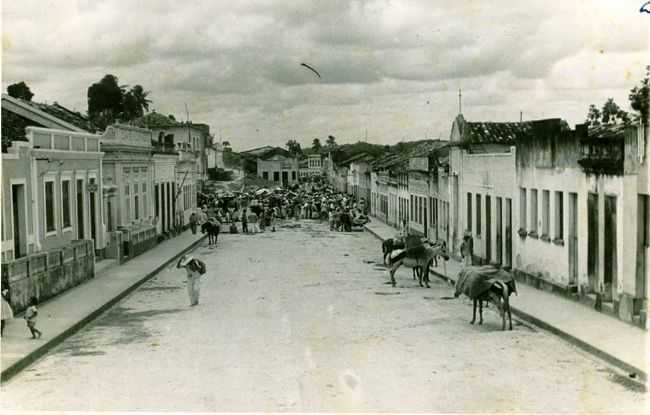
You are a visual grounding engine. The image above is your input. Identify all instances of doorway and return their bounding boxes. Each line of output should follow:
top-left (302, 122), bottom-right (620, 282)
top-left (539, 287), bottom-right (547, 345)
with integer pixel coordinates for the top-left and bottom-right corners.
top-left (604, 195), bottom-right (617, 301)
top-left (11, 184), bottom-right (27, 258)
top-left (485, 195), bottom-right (492, 264)
top-left (568, 192), bottom-right (578, 285)
top-left (76, 179), bottom-right (85, 239)
top-left (496, 197), bottom-right (503, 265)
top-left (89, 179), bottom-right (97, 249)
top-left (587, 193), bottom-right (598, 292)
top-left (637, 195), bottom-right (649, 300)
top-left (282, 171), bottom-right (288, 186)
top-left (505, 198), bottom-right (512, 268)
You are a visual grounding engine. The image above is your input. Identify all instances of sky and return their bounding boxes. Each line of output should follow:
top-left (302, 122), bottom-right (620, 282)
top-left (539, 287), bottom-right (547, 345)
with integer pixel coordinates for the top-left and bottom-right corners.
top-left (2, 0), bottom-right (648, 151)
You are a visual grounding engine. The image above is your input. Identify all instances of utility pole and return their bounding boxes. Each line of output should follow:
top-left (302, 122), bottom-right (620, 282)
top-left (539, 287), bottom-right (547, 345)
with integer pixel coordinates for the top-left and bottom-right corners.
top-left (520, 111), bottom-right (523, 122)
top-left (458, 88), bottom-right (462, 114)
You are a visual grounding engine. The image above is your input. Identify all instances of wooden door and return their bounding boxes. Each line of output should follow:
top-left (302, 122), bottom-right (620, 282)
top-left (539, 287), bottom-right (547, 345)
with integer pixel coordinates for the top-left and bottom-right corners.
top-left (569, 193), bottom-right (578, 285)
top-left (587, 193), bottom-right (598, 292)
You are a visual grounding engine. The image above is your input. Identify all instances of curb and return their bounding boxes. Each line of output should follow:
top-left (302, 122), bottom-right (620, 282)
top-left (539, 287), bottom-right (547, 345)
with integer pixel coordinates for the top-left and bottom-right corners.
top-left (363, 223), bottom-right (648, 383)
top-left (1, 235), bottom-right (207, 384)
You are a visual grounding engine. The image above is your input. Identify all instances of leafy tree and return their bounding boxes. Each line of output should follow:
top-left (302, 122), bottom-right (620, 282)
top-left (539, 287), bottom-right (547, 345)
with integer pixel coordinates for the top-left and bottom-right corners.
top-left (585, 98), bottom-right (630, 127)
top-left (601, 98), bottom-right (630, 125)
top-left (87, 75), bottom-right (152, 130)
top-left (312, 138), bottom-right (322, 152)
top-left (122, 85), bottom-right (151, 120)
top-left (326, 134), bottom-right (337, 149)
top-left (168, 114), bottom-right (176, 121)
top-left (586, 104), bottom-right (601, 126)
top-left (7, 81), bottom-right (34, 101)
top-left (286, 139), bottom-right (302, 155)
top-left (87, 74), bottom-right (124, 129)
top-left (629, 65), bottom-right (649, 125)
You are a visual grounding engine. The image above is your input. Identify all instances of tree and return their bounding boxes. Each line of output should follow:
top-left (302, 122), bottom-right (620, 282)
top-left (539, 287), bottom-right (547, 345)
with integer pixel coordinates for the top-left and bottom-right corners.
top-left (585, 98), bottom-right (630, 127)
top-left (629, 65), bottom-right (649, 125)
top-left (312, 138), bottom-right (322, 152)
top-left (286, 139), bottom-right (302, 156)
top-left (87, 74), bottom-right (124, 129)
top-left (7, 81), bottom-right (34, 101)
top-left (121, 85), bottom-right (151, 120)
top-left (586, 104), bottom-right (601, 126)
top-left (168, 114), bottom-right (176, 121)
top-left (326, 134), bottom-right (337, 149)
top-left (122, 85), bottom-right (151, 120)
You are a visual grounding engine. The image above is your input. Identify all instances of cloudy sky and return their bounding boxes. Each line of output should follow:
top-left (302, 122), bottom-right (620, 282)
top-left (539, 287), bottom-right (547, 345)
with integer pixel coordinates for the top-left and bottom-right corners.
top-left (2, 0), bottom-right (648, 150)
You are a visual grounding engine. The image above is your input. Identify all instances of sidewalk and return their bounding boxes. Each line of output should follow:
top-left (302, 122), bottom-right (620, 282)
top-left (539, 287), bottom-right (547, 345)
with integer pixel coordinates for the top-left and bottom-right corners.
top-left (1, 230), bottom-right (207, 383)
top-left (365, 219), bottom-right (649, 382)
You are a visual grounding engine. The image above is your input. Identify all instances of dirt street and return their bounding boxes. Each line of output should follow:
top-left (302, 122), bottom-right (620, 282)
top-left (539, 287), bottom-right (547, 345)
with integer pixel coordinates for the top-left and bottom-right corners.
top-left (1, 221), bottom-right (647, 412)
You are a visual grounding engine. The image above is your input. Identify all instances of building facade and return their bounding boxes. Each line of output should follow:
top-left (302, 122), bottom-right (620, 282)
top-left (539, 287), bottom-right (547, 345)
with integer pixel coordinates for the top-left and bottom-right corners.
top-left (515, 122), bottom-right (649, 326)
top-left (1, 95), bottom-right (106, 260)
top-left (256, 148), bottom-right (299, 186)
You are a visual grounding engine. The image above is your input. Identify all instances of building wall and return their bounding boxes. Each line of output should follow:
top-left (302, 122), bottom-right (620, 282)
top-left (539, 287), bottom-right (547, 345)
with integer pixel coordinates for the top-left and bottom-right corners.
top-left (257, 157), bottom-right (299, 185)
top-left (2, 128), bottom-right (105, 260)
top-left (451, 145), bottom-right (517, 264)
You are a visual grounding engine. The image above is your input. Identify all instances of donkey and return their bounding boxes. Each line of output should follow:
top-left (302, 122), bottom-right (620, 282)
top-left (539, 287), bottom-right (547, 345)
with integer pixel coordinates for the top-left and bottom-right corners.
top-left (201, 220), bottom-right (221, 246)
top-left (387, 241), bottom-right (449, 288)
top-left (466, 279), bottom-right (517, 331)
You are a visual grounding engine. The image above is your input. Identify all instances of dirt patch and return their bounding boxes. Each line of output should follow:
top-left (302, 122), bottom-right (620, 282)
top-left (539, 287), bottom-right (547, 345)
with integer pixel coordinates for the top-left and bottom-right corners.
top-left (375, 291), bottom-right (400, 295)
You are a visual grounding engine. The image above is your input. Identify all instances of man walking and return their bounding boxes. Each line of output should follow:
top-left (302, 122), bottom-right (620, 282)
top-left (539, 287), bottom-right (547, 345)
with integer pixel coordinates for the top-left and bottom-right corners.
top-left (177, 255), bottom-right (204, 306)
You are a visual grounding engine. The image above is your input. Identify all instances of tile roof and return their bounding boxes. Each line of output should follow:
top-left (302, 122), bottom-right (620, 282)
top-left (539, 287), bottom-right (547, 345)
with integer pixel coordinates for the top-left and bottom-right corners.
top-left (586, 123), bottom-right (630, 142)
top-left (337, 152), bottom-right (374, 166)
top-left (463, 121), bottom-right (534, 144)
top-left (24, 100), bottom-right (94, 132)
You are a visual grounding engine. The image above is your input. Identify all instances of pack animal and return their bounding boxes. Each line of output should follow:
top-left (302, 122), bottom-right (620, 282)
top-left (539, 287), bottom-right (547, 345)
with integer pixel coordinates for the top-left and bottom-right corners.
top-left (387, 241), bottom-right (449, 288)
top-left (454, 267), bottom-right (517, 331)
top-left (201, 220), bottom-right (220, 246)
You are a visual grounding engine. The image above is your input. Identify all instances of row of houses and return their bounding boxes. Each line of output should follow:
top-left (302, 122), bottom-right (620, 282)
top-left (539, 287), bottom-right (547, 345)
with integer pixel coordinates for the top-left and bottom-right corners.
top-left (1, 94), bottom-right (225, 270)
top-left (330, 114), bottom-right (649, 329)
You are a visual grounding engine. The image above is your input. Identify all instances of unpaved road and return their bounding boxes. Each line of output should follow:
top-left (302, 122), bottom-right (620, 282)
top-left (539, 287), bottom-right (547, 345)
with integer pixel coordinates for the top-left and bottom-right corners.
top-left (1, 221), bottom-right (647, 412)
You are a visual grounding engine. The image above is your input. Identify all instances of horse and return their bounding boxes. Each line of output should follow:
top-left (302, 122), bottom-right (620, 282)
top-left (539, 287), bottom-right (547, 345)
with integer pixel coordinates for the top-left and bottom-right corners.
top-left (387, 241), bottom-right (449, 288)
top-left (201, 220), bottom-right (221, 246)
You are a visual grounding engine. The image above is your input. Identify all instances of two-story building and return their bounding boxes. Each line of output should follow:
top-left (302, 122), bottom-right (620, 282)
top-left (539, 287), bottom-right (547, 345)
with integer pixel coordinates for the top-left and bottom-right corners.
top-left (255, 147), bottom-right (299, 186)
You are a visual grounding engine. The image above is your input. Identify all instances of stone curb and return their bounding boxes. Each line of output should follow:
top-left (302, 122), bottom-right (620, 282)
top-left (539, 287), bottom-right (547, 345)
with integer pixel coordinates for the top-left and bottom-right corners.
top-left (1, 235), bottom-right (208, 384)
top-left (364, 224), bottom-right (648, 383)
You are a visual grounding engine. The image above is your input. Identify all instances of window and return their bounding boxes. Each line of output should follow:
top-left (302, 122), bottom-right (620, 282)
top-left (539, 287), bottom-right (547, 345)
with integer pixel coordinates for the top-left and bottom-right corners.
top-left (520, 188), bottom-right (527, 231)
top-left (419, 197), bottom-right (423, 224)
top-left (476, 194), bottom-right (482, 236)
top-left (530, 189), bottom-right (538, 234)
top-left (292, 171), bottom-right (296, 180)
top-left (263, 171), bottom-right (268, 180)
top-left (273, 172), bottom-right (280, 182)
top-left (467, 192), bottom-right (472, 232)
top-left (410, 195), bottom-right (414, 221)
top-left (555, 191), bottom-right (564, 240)
top-left (61, 180), bottom-right (71, 228)
top-left (134, 195), bottom-right (140, 220)
top-left (45, 180), bottom-right (56, 232)
top-left (542, 190), bottom-right (550, 238)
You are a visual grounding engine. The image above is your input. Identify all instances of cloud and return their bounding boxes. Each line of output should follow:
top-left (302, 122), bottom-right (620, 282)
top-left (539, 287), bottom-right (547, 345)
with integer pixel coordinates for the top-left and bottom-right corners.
top-left (2, 0), bottom-right (648, 150)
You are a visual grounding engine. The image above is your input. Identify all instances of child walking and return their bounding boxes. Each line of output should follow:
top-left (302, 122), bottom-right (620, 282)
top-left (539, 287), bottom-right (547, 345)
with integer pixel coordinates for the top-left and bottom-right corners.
top-left (24, 296), bottom-right (42, 339)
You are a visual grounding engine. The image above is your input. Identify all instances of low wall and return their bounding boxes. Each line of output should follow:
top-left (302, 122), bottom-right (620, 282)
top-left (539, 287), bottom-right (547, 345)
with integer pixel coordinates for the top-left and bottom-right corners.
top-left (114, 225), bottom-right (158, 263)
top-left (1, 240), bottom-right (95, 314)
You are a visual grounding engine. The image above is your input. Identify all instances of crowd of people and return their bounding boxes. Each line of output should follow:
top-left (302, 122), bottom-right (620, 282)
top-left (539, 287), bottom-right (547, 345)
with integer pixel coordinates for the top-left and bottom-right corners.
top-left (192, 179), bottom-right (370, 234)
